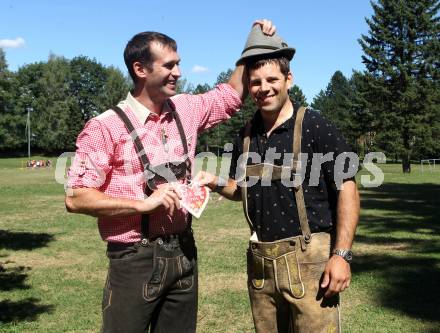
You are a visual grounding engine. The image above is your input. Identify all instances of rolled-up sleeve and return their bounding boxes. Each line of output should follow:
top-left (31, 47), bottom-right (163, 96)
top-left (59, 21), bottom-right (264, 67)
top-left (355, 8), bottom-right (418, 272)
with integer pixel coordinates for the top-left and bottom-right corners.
top-left (67, 119), bottom-right (114, 189)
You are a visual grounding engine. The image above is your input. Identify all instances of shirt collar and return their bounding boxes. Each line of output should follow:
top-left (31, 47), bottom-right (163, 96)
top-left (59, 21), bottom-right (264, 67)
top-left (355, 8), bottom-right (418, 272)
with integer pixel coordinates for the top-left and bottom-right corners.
top-left (251, 107), bottom-right (296, 135)
top-left (125, 92), bottom-right (151, 124)
top-left (124, 93), bottom-right (174, 124)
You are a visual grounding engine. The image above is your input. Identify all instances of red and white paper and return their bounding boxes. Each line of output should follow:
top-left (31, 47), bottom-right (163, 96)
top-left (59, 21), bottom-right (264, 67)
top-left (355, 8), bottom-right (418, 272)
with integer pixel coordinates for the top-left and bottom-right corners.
top-left (176, 183), bottom-right (210, 219)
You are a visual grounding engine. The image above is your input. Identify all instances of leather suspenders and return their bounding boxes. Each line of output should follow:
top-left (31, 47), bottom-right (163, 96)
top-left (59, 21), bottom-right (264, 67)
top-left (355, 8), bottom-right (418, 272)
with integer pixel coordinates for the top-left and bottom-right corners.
top-left (112, 103), bottom-right (191, 245)
top-left (112, 106), bottom-right (157, 192)
top-left (240, 106), bottom-right (312, 248)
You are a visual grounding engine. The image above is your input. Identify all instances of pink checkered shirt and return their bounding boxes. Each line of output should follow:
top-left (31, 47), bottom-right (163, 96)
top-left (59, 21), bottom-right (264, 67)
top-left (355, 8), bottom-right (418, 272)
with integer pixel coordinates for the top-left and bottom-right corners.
top-left (67, 83), bottom-right (241, 243)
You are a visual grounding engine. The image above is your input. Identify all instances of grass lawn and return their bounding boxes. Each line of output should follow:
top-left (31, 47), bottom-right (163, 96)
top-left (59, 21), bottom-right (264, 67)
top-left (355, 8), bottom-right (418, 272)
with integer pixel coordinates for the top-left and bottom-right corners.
top-left (0, 157), bottom-right (439, 332)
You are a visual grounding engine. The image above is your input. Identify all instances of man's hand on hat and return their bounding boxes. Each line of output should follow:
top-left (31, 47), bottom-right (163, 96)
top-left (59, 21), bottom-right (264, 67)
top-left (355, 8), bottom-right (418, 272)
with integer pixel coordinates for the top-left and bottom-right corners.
top-left (237, 19), bottom-right (294, 66)
top-left (253, 19), bottom-right (276, 36)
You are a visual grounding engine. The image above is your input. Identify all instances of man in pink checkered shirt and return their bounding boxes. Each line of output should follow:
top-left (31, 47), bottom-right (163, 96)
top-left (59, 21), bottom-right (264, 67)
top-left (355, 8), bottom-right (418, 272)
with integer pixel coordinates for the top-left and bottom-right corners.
top-left (65, 20), bottom-right (275, 333)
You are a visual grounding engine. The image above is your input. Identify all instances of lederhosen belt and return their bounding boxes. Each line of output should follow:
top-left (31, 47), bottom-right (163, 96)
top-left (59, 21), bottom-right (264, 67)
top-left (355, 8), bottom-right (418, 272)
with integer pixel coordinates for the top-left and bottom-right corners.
top-left (238, 105), bottom-right (312, 250)
top-left (111, 101), bottom-right (192, 246)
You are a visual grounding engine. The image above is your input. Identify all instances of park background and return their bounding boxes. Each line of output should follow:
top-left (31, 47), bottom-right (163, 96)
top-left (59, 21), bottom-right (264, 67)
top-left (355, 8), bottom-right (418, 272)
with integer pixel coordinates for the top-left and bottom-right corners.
top-left (1, 0), bottom-right (439, 332)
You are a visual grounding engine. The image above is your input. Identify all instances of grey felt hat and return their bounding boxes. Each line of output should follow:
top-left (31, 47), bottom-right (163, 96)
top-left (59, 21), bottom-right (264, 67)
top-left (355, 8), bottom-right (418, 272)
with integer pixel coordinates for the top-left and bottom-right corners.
top-left (236, 25), bottom-right (295, 65)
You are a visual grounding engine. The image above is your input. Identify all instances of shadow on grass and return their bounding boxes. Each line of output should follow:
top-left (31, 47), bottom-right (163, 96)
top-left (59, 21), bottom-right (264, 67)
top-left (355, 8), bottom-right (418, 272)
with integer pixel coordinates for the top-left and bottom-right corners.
top-left (0, 230), bottom-right (53, 292)
top-left (0, 264), bottom-right (30, 291)
top-left (361, 182), bottom-right (440, 232)
top-left (0, 298), bottom-right (54, 323)
top-left (0, 230), bottom-right (54, 250)
top-left (356, 182), bottom-right (440, 323)
top-left (0, 230), bottom-right (55, 323)
top-left (352, 254), bottom-right (440, 322)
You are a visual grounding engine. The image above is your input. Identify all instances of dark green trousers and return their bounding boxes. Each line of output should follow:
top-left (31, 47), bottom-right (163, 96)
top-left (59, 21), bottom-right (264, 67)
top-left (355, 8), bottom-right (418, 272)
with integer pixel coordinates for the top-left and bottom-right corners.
top-left (102, 232), bottom-right (198, 333)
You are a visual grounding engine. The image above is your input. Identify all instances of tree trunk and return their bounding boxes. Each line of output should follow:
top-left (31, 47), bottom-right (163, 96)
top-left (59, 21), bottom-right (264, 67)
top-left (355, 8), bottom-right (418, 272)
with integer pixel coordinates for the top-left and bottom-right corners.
top-left (402, 153), bottom-right (411, 173)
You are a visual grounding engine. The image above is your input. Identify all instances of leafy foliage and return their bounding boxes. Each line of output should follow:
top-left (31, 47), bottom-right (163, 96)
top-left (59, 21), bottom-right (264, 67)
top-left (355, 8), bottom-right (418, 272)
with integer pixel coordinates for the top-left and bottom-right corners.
top-left (358, 0), bottom-right (440, 172)
top-left (0, 49), bottom-right (24, 152)
top-left (289, 85), bottom-right (308, 107)
top-left (311, 71), bottom-right (358, 147)
top-left (0, 54), bottom-right (130, 154)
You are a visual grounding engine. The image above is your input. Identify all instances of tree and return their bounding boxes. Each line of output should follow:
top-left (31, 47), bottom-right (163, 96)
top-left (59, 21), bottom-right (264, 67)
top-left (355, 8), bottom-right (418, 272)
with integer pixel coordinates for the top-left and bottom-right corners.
top-left (104, 66), bottom-right (132, 107)
top-left (66, 57), bottom-right (129, 152)
top-left (289, 85), bottom-right (308, 107)
top-left (69, 56), bottom-right (109, 121)
top-left (0, 49), bottom-right (24, 153)
top-left (0, 49), bottom-right (7, 73)
top-left (1, 55), bottom-right (132, 154)
top-left (311, 71), bottom-right (357, 147)
top-left (193, 84), bottom-right (214, 152)
top-left (349, 71), bottom-right (377, 157)
top-left (207, 69), bottom-right (256, 152)
top-left (359, 0), bottom-right (440, 172)
top-left (175, 78), bottom-right (193, 94)
top-left (27, 56), bottom-right (75, 152)
top-left (215, 69), bottom-right (233, 85)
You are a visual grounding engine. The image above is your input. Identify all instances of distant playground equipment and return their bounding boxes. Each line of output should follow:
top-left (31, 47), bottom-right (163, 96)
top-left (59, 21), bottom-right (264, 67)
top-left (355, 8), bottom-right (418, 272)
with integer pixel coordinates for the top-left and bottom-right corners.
top-left (420, 158), bottom-right (440, 172)
top-left (23, 159), bottom-right (52, 169)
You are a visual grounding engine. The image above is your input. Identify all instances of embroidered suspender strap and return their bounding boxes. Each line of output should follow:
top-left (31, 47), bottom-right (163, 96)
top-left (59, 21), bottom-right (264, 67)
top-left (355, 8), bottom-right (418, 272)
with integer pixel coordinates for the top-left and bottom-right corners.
top-left (293, 106), bottom-right (306, 167)
top-left (240, 121), bottom-right (255, 232)
top-left (292, 106), bottom-right (312, 246)
top-left (168, 103), bottom-right (192, 183)
top-left (111, 106), bottom-right (154, 245)
top-left (167, 102), bottom-right (193, 226)
top-left (112, 106), bottom-right (157, 191)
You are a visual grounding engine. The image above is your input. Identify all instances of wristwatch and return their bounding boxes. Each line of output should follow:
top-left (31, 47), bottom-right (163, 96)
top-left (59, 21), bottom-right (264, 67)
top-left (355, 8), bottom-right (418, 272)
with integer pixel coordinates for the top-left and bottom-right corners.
top-left (332, 249), bottom-right (353, 264)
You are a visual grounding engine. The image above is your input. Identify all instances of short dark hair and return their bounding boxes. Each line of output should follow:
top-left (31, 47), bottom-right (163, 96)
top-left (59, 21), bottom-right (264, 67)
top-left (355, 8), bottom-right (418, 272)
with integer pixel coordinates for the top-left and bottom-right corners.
top-left (124, 31), bottom-right (177, 83)
top-left (246, 55), bottom-right (290, 78)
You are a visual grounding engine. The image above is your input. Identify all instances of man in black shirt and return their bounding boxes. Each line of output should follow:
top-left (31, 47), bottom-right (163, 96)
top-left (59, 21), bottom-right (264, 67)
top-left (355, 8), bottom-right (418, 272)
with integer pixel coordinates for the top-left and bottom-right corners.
top-left (196, 26), bottom-right (360, 333)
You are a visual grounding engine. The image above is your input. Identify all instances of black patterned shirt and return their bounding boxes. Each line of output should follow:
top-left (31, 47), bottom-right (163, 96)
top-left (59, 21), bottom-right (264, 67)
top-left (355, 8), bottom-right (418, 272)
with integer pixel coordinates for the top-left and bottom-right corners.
top-left (229, 106), bottom-right (355, 242)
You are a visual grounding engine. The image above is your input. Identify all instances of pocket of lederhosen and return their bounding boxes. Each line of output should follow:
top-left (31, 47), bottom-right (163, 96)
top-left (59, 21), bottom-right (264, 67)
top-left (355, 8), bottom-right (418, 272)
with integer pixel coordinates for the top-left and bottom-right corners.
top-left (276, 251), bottom-right (305, 299)
top-left (176, 254), bottom-right (195, 291)
top-left (247, 249), bottom-right (265, 289)
top-left (143, 256), bottom-right (167, 301)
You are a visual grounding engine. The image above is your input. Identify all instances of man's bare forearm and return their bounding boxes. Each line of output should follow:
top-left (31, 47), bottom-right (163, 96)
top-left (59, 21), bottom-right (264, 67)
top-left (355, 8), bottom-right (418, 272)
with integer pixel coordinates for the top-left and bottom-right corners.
top-left (334, 180), bottom-right (360, 249)
top-left (228, 64), bottom-right (247, 101)
top-left (207, 177), bottom-right (241, 201)
top-left (65, 187), bottom-right (145, 218)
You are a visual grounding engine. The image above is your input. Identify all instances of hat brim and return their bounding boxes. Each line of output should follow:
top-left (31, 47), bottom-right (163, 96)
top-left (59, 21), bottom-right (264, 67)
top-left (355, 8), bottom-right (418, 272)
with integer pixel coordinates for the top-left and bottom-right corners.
top-left (236, 47), bottom-right (295, 66)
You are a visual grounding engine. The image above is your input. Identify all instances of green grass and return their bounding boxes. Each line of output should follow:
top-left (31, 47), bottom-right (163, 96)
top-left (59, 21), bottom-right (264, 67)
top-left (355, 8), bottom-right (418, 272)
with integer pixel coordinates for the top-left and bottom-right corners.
top-left (0, 158), bottom-right (439, 332)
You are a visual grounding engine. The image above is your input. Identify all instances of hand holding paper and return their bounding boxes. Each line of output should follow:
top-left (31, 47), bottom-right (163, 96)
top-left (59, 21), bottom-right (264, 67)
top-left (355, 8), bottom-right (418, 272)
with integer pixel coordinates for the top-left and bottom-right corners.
top-left (176, 182), bottom-right (210, 219)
